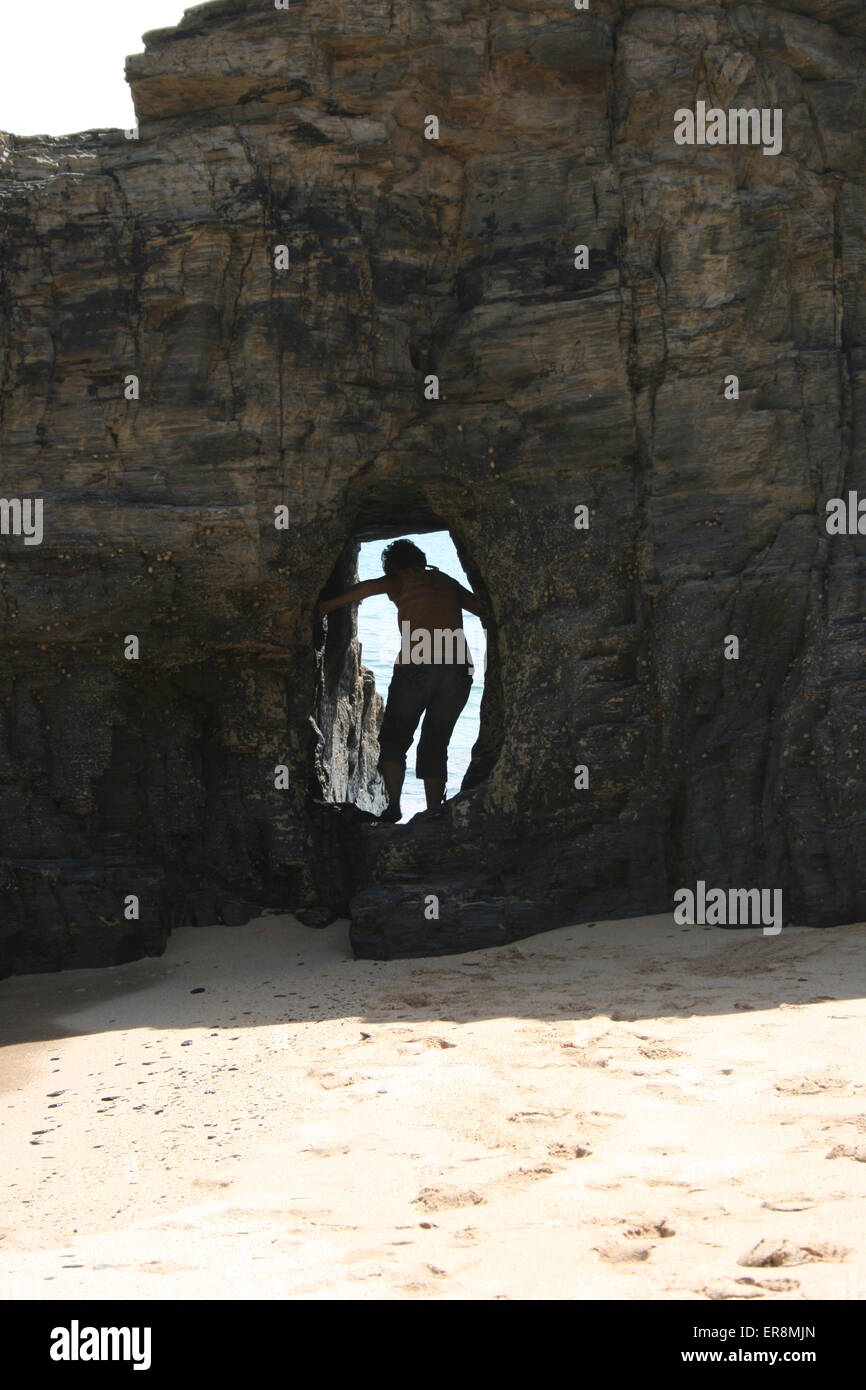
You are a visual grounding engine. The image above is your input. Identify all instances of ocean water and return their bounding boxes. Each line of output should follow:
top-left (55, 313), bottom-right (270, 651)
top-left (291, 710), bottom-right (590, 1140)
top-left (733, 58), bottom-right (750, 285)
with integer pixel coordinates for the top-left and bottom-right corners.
top-left (357, 532), bottom-right (486, 820)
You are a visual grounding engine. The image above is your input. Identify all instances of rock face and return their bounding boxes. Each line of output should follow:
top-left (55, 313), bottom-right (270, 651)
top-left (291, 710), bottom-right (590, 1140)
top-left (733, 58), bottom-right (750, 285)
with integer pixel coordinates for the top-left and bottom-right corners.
top-left (0, 0), bottom-right (864, 973)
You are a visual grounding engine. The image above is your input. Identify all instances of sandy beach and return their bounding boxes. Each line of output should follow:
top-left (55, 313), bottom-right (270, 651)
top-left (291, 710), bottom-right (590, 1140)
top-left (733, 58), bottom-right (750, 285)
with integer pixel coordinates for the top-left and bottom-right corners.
top-left (1, 914), bottom-right (864, 1301)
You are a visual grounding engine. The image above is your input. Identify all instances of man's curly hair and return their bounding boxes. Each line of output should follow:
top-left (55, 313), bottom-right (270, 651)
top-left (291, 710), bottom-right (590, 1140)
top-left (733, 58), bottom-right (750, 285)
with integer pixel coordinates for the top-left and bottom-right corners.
top-left (381, 539), bottom-right (427, 577)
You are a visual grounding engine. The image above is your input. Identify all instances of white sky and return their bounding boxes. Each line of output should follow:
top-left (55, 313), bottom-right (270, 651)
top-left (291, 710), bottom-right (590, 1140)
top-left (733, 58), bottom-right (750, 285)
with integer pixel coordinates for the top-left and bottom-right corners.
top-left (0, 1), bottom-right (190, 136)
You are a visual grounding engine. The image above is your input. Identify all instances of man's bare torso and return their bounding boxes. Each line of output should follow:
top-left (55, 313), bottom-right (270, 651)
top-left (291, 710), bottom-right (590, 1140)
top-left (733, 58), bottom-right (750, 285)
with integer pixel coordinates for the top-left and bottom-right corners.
top-left (387, 566), bottom-right (466, 663)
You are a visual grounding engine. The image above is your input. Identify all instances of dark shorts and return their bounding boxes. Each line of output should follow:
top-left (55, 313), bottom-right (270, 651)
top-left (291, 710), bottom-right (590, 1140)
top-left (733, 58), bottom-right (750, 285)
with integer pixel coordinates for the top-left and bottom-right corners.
top-left (378, 662), bottom-right (473, 781)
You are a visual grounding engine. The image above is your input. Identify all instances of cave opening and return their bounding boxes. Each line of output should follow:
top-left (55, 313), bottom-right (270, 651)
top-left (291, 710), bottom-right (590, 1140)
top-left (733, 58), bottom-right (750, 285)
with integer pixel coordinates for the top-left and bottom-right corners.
top-left (311, 508), bottom-right (504, 824)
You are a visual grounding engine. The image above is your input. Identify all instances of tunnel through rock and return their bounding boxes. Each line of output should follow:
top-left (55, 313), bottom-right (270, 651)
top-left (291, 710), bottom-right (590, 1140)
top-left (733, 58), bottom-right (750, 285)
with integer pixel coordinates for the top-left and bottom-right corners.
top-left (356, 530), bottom-right (486, 818)
top-left (310, 514), bottom-right (504, 822)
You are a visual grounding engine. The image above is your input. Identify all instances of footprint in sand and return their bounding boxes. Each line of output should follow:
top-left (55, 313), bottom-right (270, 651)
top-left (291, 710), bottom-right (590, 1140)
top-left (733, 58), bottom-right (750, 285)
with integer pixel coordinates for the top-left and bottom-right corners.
top-left (621, 1218), bottom-right (676, 1240)
top-left (702, 1279), bottom-right (766, 1300)
top-left (412, 1186), bottom-right (485, 1212)
top-left (397, 1036), bottom-right (457, 1054)
top-left (377, 992), bottom-right (431, 1009)
top-left (498, 1165), bottom-right (562, 1190)
top-left (547, 1142), bottom-right (592, 1160)
top-left (594, 1217), bottom-right (674, 1264)
top-left (775, 1075), bottom-right (850, 1096)
top-left (309, 1070), bottom-right (365, 1091)
top-left (737, 1276), bottom-right (800, 1293)
top-left (826, 1144), bottom-right (866, 1163)
top-left (400, 1276), bottom-right (448, 1295)
top-left (738, 1238), bottom-right (849, 1267)
top-left (595, 1242), bottom-right (654, 1263)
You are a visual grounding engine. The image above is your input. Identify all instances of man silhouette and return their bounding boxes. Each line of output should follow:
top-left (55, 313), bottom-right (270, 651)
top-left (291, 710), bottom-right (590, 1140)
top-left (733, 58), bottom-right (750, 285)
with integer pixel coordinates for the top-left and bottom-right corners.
top-left (317, 539), bottom-right (482, 821)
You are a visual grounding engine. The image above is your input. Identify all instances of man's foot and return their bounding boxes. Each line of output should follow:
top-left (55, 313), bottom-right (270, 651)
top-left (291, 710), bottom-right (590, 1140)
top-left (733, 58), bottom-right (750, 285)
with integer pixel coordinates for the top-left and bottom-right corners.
top-left (379, 802), bottom-right (402, 823)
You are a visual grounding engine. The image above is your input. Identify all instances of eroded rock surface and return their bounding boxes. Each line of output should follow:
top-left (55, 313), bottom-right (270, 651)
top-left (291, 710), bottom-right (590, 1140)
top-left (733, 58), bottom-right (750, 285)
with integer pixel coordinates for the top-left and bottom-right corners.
top-left (0, 0), bottom-right (863, 971)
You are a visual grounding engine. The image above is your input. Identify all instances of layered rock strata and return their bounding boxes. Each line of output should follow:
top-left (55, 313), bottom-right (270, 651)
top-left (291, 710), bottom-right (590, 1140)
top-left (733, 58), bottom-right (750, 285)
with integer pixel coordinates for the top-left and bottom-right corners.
top-left (0, 0), bottom-right (863, 971)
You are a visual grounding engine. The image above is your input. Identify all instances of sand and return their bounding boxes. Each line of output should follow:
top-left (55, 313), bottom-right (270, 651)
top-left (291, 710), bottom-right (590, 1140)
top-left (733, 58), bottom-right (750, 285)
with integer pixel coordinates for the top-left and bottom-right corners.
top-left (1, 913), bottom-right (865, 1301)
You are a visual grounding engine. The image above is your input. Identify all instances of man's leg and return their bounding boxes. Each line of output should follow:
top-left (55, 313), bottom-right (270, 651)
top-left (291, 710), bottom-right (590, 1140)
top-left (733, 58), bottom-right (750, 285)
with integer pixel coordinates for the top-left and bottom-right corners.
top-left (377, 667), bottom-right (427, 822)
top-left (416, 665), bottom-right (472, 813)
top-left (380, 759), bottom-right (406, 810)
top-left (423, 777), bottom-right (446, 811)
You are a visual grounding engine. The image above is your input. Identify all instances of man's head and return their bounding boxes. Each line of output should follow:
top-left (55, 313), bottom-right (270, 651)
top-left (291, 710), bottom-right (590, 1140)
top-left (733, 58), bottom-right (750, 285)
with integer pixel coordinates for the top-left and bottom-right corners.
top-left (381, 539), bottom-right (427, 577)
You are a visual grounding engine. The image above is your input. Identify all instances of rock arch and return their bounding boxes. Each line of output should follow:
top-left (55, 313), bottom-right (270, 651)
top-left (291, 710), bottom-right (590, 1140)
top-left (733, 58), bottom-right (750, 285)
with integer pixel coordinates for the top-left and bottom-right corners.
top-left (311, 503), bottom-right (504, 811)
top-left (1, 1), bottom-right (864, 973)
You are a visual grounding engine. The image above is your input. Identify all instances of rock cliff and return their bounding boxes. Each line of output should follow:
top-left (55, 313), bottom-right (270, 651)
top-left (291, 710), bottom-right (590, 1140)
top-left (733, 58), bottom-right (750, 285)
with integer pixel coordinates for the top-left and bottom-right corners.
top-left (0, 0), bottom-right (863, 971)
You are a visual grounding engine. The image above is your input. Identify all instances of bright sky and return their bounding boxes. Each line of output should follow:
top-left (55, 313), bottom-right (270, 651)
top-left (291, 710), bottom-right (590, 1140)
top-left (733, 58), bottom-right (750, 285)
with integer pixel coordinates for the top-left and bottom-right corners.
top-left (0, 1), bottom-right (189, 136)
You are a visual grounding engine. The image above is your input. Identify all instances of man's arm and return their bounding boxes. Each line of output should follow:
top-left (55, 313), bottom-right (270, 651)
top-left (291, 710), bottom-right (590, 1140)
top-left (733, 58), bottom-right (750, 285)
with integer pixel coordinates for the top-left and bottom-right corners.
top-left (453, 580), bottom-right (484, 618)
top-left (317, 576), bottom-right (390, 616)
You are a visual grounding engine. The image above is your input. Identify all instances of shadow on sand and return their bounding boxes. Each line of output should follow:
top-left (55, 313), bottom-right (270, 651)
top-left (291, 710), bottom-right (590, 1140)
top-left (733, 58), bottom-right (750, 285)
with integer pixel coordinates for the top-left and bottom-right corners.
top-left (1, 914), bottom-right (864, 1056)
